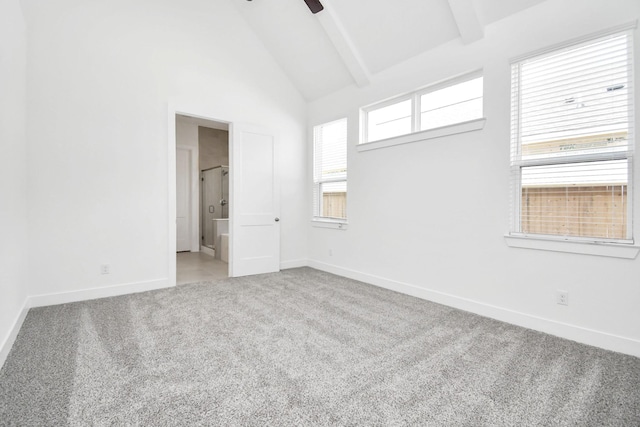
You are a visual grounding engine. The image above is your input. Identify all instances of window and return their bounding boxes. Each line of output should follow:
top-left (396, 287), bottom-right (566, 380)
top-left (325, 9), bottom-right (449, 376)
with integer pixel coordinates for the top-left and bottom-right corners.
top-left (362, 74), bottom-right (483, 143)
top-left (510, 30), bottom-right (634, 243)
top-left (313, 118), bottom-right (347, 220)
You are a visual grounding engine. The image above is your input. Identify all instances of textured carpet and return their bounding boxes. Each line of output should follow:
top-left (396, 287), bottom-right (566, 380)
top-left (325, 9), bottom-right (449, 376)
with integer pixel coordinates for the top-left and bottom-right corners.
top-left (1, 267), bottom-right (639, 426)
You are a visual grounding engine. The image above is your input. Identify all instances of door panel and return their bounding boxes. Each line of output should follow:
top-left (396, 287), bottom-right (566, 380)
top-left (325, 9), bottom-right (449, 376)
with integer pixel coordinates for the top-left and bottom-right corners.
top-left (231, 124), bottom-right (280, 277)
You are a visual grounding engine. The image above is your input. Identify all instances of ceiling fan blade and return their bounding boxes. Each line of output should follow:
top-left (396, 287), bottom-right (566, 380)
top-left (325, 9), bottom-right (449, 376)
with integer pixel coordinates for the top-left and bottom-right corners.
top-left (303, 0), bottom-right (324, 14)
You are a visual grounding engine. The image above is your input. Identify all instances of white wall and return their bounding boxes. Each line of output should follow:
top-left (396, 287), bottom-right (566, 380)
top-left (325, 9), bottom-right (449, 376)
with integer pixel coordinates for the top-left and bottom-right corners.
top-left (308, 0), bottom-right (640, 355)
top-left (22, 0), bottom-right (308, 298)
top-left (0, 0), bottom-right (29, 363)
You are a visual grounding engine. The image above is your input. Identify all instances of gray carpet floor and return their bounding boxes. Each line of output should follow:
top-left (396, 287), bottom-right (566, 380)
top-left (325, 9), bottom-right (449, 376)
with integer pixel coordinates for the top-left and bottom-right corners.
top-left (1, 267), bottom-right (639, 426)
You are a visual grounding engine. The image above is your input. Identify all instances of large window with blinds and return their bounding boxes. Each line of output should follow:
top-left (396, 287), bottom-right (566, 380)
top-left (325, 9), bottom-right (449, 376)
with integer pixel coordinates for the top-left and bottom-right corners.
top-left (510, 29), bottom-right (634, 242)
top-left (313, 118), bottom-right (347, 220)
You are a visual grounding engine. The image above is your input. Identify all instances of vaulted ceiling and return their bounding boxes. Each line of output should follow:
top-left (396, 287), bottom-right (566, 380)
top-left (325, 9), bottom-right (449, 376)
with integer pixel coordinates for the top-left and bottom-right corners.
top-left (233, 0), bottom-right (546, 100)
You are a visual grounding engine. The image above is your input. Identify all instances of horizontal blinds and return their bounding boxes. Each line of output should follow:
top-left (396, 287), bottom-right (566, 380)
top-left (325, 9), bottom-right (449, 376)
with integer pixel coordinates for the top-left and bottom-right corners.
top-left (313, 118), bottom-right (347, 219)
top-left (511, 30), bottom-right (634, 241)
top-left (512, 32), bottom-right (634, 163)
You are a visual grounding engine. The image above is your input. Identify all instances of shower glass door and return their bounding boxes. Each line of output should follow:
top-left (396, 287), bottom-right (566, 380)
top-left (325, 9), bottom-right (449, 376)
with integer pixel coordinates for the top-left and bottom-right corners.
top-left (201, 166), bottom-right (229, 249)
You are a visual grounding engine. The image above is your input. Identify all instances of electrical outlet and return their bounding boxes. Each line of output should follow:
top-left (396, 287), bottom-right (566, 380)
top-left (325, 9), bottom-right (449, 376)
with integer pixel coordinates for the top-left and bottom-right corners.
top-left (101, 264), bottom-right (111, 275)
top-left (329, 249), bottom-right (333, 256)
top-left (556, 290), bottom-right (569, 306)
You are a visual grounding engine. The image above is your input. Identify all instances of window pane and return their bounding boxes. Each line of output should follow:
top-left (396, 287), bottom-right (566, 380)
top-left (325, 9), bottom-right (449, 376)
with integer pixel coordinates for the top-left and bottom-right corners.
top-left (314, 119), bottom-right (347, 181)
top-left (321, 181), bottom-right (347, 219)
top-left (511, 31), bottom-right (633, 241)
top-left (421, 77), bottom-right (483, 130)
top-left (367, 99), bottom-right (412, 142)
top-left (519, 34), bottom-right (631, 161)
top-left (521, 160), bottom-right (628, 239)
top-left (313, 118), bottom-right (347, 219)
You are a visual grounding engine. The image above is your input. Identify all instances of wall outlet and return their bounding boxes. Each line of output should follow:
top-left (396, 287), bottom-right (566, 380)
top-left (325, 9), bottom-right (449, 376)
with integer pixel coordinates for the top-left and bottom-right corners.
top-left (101, 264), bottom-right (111, 275)
top-left (556, 290), bottom-right (569, 306)
top-left (329, 249), bottom-right (333, 256)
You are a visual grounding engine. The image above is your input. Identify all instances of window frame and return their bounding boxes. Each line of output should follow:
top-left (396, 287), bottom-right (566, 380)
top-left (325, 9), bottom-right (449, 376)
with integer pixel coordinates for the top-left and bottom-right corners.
top-left (360, 70), bottom-right (484, 145)
top-left (508, 26), bottom-right (635, 246)
top-left (312, 118), bottom-right (348, 225)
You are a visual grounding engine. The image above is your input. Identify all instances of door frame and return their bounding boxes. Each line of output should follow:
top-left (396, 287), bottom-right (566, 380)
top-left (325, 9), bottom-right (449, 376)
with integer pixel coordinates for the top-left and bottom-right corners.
top-left (168, 103), bottom-right (234, 284)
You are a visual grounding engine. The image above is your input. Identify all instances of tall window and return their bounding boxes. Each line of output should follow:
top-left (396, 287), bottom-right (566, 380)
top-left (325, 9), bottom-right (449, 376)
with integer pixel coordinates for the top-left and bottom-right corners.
top-left (313, 118), bottom-right (347, 220)
top-left (510, 30), bottom-right (634, 242)
top-left (362, 74), bottom-right (483, 143)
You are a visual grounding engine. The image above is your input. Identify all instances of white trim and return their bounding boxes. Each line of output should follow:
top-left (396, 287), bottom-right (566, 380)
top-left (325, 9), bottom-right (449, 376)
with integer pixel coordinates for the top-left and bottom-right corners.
top-left (357, 118), bottom-right (485, 152)
top-left (504, 234), bottom-right (640, 259)
top-left (28, 279), bottom-right (172, 308)
top-left (308, 260), bottom-right (640, 357)
top-left (280, 259), bottom-right (309, 270)
top-left (311, 219), bottom-right (348, 230)
top-left (0, 298), bottom-right (30, 370)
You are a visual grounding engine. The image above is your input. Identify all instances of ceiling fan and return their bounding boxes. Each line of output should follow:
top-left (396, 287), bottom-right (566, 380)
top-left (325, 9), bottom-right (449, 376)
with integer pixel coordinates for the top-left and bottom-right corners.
top-left (246, 0), bottom-right (323, 14)
top-left (303, 0), bottom-right (324, 14)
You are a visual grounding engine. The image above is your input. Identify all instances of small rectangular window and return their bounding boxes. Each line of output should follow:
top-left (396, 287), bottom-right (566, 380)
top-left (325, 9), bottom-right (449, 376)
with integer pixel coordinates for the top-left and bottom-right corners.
top-left (362, 73), bottom-right (483, 144)
top-left (313, 118), bottom-right (347, 220)
top-left (367, 98), bottom-right (412, 142)
top-left (510, 30), bottom-right (634, 242)
top-left (420, 77), bottom-right (483, 131)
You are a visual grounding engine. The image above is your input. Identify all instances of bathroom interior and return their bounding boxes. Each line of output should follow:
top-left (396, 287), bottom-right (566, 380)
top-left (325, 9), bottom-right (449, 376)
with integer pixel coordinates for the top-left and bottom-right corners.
top-left (176, 116), bottom-right (230, 284)
top-left (201, 165), bottom-right (229, 262)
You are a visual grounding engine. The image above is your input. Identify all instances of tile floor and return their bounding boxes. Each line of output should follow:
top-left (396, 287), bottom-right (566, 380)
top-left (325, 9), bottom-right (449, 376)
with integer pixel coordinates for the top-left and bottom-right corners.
top-left (176, 251), bottom-right (228, 285)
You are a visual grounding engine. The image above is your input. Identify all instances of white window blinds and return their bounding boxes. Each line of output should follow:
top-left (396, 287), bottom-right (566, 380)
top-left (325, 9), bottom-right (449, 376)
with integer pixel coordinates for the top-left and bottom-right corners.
top-left (313, 118), bottom-right (347, 220)
top-left (510, 30), bottom-right (634, 242)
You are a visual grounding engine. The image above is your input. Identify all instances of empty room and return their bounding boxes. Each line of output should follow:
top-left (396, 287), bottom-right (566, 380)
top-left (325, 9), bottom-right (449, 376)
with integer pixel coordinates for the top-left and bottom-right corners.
top-left (1, 0), bottom-right (639, 425)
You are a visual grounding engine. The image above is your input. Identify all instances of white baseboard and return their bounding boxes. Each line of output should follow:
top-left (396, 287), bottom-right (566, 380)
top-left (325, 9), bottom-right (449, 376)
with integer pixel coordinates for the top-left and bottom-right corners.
top-left (0, 298), bottom-right (30, 370)
top-left (28, 278), bottom-right (173, 308)
top-left (308, 260), bottom-right (640, 358)
top-left (280, 259), bottom-right (308, 270)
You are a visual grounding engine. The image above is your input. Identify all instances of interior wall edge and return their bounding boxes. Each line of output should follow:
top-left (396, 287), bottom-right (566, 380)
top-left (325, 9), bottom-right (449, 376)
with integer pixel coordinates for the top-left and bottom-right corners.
top-left (0, 297), bottom-right (30, 371)
top-left (307, 260), bottom-right (640, 358)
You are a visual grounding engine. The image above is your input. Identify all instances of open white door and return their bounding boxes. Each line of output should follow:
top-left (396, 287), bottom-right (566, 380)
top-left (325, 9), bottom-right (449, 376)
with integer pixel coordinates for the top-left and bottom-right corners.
top-left (230, 123), bottom-right (280, 277)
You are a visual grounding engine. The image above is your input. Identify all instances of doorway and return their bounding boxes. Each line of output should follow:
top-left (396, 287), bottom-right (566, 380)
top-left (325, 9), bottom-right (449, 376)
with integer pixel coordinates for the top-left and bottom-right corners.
top-left (175, 114), bottom-right (230, 284)
top-left (168, 105), bottom-right (281, 284)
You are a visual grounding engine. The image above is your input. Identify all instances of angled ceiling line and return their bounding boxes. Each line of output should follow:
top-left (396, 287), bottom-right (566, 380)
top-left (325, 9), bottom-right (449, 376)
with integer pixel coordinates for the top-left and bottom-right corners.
top-left (315, 0), bottom-right (371, 88)
top-left (447, 0), bottom-right (484, 44)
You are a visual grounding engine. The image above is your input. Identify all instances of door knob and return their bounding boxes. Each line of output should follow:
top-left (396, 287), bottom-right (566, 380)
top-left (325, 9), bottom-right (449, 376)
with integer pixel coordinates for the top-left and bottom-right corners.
top-left (275, 217), bottom-right (280, 222)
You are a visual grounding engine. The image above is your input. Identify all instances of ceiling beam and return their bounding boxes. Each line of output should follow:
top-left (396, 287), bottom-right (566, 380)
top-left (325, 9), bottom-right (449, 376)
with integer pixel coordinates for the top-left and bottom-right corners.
top-left (316, 0), bottom-right (370, 88)
top-left (447, 0), bottom-right (484, 44)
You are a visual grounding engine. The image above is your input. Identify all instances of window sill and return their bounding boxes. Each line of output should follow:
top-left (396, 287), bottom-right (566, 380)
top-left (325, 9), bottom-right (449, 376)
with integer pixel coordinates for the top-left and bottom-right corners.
top-left (504, 234), bottom-right (639, 259)
top-left (357, 118), bottom-right (486, 152)
top-left (312, 219), bottom-right (348, 230)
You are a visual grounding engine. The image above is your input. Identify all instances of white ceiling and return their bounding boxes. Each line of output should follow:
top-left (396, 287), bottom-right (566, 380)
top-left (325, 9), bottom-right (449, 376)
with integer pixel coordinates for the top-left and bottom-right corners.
top-left (232, 0), bottom-right (546, 101)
